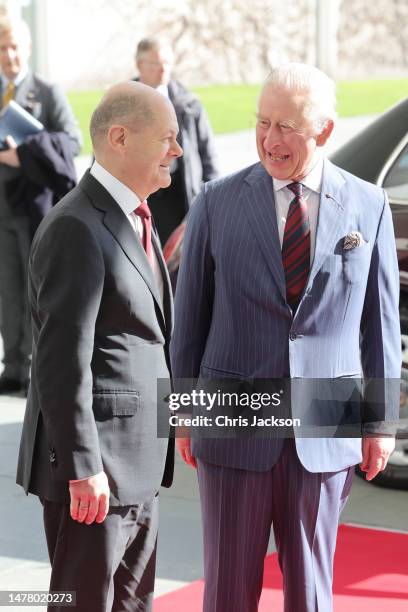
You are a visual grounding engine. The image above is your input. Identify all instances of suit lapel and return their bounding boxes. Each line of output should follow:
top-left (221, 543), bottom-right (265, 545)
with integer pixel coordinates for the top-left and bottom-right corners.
top-left (239, 160), bottom-right (347, 304)
top-left (14, 72), bottom-right (35, 107)
top-left (241, 163), bottom-right (286, 301)
top-left (79, 171), bottom-right (166, 327)
top-left (306, 159), bottom-right (346, 289)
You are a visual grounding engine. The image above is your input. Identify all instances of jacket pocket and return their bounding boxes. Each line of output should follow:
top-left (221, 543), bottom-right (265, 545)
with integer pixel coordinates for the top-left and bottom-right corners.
top-left (92, 391), bottom-right (139, 420)
top-left (342, 243), bottom-right (371, 284)
top-left (200, 364), bottom-right (243, 379)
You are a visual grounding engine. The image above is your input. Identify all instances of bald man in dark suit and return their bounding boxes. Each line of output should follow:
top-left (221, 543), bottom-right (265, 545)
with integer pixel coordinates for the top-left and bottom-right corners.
top-left (17, 81), bottom-right (181, 611)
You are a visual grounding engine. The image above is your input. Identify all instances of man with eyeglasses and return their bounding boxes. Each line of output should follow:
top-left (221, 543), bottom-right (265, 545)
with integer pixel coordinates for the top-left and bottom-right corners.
top-left (134, 37), bottom-right (219, 246)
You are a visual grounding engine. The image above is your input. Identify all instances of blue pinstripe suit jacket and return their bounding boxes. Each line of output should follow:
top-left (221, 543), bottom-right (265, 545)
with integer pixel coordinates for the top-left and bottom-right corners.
top-left (171, 159), bottom-right (401, 472)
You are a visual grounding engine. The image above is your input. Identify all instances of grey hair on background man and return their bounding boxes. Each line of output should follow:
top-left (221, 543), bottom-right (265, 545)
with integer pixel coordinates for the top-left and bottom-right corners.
top-left (135, 36), bottom-right (173, 61)
top-left (0, 15), bottom-right (31, 43)
top-left (135, 37), bottom-right (160, 60)
top-left (90, 92), bottom-right (154, 150)
top-left (265, 63), bottom-right (337, 134)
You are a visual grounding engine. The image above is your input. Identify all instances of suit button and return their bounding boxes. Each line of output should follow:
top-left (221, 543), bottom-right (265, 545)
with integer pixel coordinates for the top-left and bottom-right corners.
top-left (49, 449), bottom-right (56, 463)
top-left (289, 332), bottom-right (297, 341)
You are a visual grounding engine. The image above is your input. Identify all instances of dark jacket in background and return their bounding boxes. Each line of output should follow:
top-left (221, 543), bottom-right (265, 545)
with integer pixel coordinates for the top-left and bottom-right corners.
top-left (0, 70), bottom-right (81, 384)
top-left (0, 70), bottom-right (82, 222)
top-left (134, 78), bottom-right (219, 244)
top-left (168, 79), bottom-right (219, 206)
top-left (6, 131), bottom-right (77, 236)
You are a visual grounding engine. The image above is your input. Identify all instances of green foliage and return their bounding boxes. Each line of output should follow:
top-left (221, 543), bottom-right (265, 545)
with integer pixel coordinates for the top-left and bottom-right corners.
top-left (336, 79), bottom-right (408, 117)
top-left (68, 90), bottom-right (103, 157)
top-left (67, 79), bottom-right (408, 155)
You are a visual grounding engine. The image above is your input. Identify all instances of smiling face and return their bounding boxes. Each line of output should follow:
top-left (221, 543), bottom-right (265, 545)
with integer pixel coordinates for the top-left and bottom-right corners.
top-left (120, 97), bottom-right (182, 199)
top-left (256, 84), bottom-right (333, 182)
top-left (0, 27), bottom-right (31, 81)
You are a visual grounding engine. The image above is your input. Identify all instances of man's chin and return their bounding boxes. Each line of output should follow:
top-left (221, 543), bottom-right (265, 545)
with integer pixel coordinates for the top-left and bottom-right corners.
top-left (261, 160), bottom-right (290, 181)
top-left (160, 176), bottom-right (172, 189)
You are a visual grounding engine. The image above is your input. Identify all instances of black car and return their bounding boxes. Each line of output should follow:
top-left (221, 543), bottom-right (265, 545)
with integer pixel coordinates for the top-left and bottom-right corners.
top-left (165, 97), bottom-right (408, 488)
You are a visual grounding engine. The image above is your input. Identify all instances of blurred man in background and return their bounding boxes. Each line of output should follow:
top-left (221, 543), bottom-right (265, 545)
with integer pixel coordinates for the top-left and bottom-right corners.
top-left (135, 36), bottom-right (219, 245)
top-left (0, 16), bottom-right (81, 395)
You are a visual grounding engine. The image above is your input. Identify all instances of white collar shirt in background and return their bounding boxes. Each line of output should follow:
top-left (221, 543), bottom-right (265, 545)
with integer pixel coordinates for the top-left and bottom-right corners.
top-left (272, 155), bottom-right (324, 262)
top-left (90, 161), bottom-right (164, 301)
top-left (1, 66), bottom-right (29, 89)
top-left (156, 84), bottom-right (169, 99)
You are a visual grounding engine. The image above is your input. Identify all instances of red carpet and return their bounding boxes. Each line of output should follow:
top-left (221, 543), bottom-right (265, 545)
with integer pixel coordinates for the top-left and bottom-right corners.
top-left (154, 524), bottom-right (408, 611)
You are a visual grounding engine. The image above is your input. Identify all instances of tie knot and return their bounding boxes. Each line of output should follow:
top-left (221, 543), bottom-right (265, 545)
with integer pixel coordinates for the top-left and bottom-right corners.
top-left (287, 182), bottom-right (303, 198)
top-left (134, 200), bottom-right (151, 220)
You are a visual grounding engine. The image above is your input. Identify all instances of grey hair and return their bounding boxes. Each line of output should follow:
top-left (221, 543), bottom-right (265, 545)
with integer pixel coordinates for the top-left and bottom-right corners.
top-left (135, 36), bottom-right (172, 61)
top-left (0, 16), bottom-right (31, 45)
top-left (264, 63), bottom-right (337, 133)
top-left (136, 37), bottom-right (159, 60)
top-left (90, 92), bottom-right (155, 149)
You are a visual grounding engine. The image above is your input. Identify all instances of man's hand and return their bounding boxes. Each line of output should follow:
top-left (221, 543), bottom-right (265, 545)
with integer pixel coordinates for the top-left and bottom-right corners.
top-left (0, 136), bottom-right (20, 167)
top-left (360, 436), bottom-right (396, 481)
top-left (69, 471), bottom-right (110, 524)
top-left (176, 428), bottom-right (197, 469)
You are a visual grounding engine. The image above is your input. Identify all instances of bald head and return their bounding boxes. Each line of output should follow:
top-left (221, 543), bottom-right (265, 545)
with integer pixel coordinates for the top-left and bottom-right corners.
top-left (89, 80), bottom-right (182, 200)
top-left (90, 81), bottom-right (169, 154)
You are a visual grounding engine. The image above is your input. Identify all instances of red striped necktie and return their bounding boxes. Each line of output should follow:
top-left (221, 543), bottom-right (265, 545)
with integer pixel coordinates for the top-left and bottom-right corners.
top-left (281, 182), bottom-right (310, 308)
top-left (134, 200), bottom-right (154, 268)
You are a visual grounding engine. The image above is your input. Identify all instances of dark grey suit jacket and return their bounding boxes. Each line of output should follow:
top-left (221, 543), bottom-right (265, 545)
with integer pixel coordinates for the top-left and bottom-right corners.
top-left (0, 71), bottom-right (82, 218)
top-left (17, 171), bottom-right (174, 505)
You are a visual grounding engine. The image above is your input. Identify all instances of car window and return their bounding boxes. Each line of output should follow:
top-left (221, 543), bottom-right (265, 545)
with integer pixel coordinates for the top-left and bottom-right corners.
top-left (383, 143), bottom-right (408, 201)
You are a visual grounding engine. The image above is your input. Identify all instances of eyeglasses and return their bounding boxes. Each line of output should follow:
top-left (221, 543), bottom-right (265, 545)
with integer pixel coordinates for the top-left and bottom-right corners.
top-left (140, 59), bottom-right (172, 68)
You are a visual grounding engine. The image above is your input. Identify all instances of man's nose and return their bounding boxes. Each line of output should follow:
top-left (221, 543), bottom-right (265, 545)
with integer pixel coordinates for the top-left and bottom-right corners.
top-left (172, 141), bottom-right (183, 157)
top-left (264, 126), bottom-right (281, 149)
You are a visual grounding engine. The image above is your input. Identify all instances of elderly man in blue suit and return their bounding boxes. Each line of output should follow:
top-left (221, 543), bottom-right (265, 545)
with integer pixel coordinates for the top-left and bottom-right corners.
top-left (171, 63), bottom-right (401, 612)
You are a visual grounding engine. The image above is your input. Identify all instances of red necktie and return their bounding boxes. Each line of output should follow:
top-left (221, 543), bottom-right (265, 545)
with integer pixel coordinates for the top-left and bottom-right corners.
top-left (281, 182), bottom-right (310, 307)
top-left (134, 200), bottom-right (154, 268)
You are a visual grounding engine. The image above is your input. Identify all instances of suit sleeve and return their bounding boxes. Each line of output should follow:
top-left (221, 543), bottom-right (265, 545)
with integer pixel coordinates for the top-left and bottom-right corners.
top-left (44, 83), bottom-right (82, 156)
top-left (360, 190), bottom-right (401, 435)
top-left (170, 186), bottom-right (215, 380)
top-left (195, 105), bottom-right (219, 182)
top-left (31, 214), bottom-right (104, 481)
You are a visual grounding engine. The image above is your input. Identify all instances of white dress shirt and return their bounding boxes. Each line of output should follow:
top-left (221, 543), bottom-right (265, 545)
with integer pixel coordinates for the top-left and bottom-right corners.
top-left (272, 155), bottom-right (324, 262)
top-left (156, 84), bottom-right (169, 99)
top-left (90, 161), bottom-right (163, 300)
top-left (1, 66), bottom-right (29, 90)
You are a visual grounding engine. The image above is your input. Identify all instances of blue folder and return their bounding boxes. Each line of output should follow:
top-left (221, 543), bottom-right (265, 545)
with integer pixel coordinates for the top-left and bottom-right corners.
top-left (0, 100), bottom-right (44, 149)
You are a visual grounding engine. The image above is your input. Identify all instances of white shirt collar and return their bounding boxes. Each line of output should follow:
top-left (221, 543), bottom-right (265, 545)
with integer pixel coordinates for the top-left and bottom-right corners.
top-left (1, 66), bottom-right (29, 89)
top-left (273, 154), bottom-right (324, 195)
top-left (90, 160), bottom-right (141, 216)
top-left (156, 84), bottom-right (169, 99)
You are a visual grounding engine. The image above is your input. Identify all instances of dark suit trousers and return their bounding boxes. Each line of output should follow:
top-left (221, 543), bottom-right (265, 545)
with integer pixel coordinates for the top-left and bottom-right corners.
top-left (197, 439), bottom-right (354, 612)
top-left (42, 496), bottom-right (158, 612)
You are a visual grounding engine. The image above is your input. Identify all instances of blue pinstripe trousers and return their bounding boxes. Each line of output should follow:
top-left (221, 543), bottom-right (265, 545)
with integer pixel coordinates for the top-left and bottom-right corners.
top-left (197, 439), bottom-right (354, 612)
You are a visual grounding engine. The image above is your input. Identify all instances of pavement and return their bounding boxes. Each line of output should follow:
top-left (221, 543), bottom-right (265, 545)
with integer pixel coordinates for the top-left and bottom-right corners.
top-left (1, 115), bottom-right (407, 609)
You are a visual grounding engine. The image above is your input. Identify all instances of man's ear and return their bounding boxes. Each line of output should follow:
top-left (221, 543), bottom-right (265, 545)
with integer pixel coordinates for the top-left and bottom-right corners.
top-left (107, 125), bottom-right (126, 152)
top-left (316, 119), bottom-right (334, 147)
